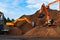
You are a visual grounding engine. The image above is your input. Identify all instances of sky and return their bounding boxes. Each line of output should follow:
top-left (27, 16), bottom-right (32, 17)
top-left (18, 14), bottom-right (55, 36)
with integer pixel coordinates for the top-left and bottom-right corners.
top-left (0, 0), bottom-right (59, 19)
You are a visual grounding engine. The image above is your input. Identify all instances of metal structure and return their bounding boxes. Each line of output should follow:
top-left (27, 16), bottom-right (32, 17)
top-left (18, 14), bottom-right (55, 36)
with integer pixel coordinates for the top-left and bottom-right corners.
top-left (46, 0), bottom-right (60, 10)
top-left (0, 12), bottom-right (9, 34)
top-left (39, 4), bottom-right (53, 25)
top-left (6, 17), bottom-right (35, 27)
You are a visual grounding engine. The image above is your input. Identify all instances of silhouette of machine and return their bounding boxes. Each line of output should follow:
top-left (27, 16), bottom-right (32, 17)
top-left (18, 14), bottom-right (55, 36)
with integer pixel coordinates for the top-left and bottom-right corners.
top-left (0, 12), bottom-right (9, 34)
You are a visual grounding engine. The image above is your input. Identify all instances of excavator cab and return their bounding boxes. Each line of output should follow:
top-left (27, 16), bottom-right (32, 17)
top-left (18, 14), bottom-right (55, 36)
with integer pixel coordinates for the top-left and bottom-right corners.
top-left (0, 13), bottom-right (9, 34)
top-left (38, 12), bottom-right (45, 18)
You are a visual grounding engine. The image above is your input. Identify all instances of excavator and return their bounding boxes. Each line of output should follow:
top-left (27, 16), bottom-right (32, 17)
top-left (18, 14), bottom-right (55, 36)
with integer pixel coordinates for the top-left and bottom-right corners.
top-left (0, 12), bottom-right (9, 34)
top-left (6, 17), bottom-right (35, 27)
top-left (38, 4), bottom-right (54, 26)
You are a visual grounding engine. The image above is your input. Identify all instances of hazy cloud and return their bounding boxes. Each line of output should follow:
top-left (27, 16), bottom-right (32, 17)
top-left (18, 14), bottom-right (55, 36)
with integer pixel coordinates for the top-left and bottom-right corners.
top-left (0, 0), bottom-right (59, 19)
top-left (26, 0), bottom-right (55, 9)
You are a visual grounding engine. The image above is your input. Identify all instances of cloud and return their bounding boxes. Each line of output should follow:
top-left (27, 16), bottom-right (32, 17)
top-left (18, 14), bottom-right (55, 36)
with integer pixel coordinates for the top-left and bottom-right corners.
top-left (12, 0), bottom-right (19, 6)
top-left (26, 0), bottom-right (55, 9)
top-left (26, 0), bottom-right (43, 9)
top-left (26, 3), bottom-right (41, 8)
top-left (43, 0), bottom-right (54, 3)
top-left (0, 2), bottom-right (7, 13)
top-left (0, 0), bottom-right (58, 19)
top-left (0, 0), bottom-right (23, 19)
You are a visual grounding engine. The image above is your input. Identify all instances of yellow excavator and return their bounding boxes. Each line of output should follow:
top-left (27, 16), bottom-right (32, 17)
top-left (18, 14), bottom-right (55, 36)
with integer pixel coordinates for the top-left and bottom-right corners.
top-left (6, 17), bottom-right (34, 27)
top-left (39, 3), bottom-right (54, 26)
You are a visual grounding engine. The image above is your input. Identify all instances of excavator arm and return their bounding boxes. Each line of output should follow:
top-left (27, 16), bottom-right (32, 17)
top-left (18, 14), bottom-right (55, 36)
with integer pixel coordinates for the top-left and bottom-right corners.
top-left (13, 17), bottom-right (31, 24)
top-left (46, 0), bottom-right (57, 8)
top-left (6, 17), bottom-right (34, 27)
top-left (46, 0), bottom-right (60, 10)
top-left (39, 4), bottom-right (51, 25)
top-left (43, 4), bottom-right (50, 24)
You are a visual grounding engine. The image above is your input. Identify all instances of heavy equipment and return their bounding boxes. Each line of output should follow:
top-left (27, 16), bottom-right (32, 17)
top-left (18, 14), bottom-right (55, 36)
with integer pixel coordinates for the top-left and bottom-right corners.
top-left (38, 4), bottom-right (54, 26)
top-left (46, 0), bottom-right (60, 11)
top-left (6, 17), bottom-right (35, 27)
top-left (0, 12), bottom-right (9, 34)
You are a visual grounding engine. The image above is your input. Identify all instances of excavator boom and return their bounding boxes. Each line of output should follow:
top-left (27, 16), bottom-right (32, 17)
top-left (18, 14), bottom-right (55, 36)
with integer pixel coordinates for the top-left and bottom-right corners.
top-left (46, 0), bottom-right (60, 10)
top-left (39, 4), bottom-right (51, 25)
top-left (13, 17), bottom-right (31, 24)
top-left (46, 0), bottom-right (57, 8)
top-left (6, 17), bottom-right (34, 27)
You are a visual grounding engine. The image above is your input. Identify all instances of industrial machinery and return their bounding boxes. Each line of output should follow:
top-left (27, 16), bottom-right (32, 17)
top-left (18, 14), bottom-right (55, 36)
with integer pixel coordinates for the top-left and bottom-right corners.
top-left (14, 17), bottom-right (34, 27)
top-left (6, 17), bottom-right (35, 27)
top-left (46, 1), bottom-right (57, 8)
top-left (46, 0), bottom-right (60, 10)
top-left (0, 12), bottom-right (9, 34)
top-left (39, 4), bottom-right (54, 26)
